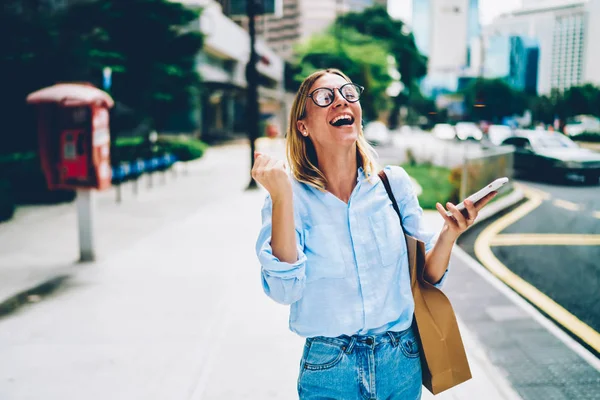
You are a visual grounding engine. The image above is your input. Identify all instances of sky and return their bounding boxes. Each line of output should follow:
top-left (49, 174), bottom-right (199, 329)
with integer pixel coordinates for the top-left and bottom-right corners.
top-left (388, 0), bottom-right (524, 26)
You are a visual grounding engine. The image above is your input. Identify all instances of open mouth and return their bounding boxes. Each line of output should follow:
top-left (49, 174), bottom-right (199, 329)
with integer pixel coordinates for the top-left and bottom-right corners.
top-left (329, 114), bottom-right (355, 127)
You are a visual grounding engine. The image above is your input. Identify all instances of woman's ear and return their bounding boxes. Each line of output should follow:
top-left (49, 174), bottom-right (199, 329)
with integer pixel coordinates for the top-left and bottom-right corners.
top-left (296, 120), bottom-right (307, 135)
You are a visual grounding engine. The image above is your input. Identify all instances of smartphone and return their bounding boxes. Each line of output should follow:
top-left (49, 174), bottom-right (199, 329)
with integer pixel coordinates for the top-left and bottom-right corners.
top-left (446, 177), bottom-right (509, 217)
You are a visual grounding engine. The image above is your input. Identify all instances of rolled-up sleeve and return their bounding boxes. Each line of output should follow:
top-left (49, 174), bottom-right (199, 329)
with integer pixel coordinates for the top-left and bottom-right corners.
top-left (386, 166), bottom-right (450, 288)
top-left (256, 195), bottom-right (307, 304)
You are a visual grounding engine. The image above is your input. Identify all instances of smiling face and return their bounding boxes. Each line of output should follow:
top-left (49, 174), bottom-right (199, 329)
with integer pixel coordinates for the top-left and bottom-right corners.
top-left (297, 73), bottom-right (363, 151)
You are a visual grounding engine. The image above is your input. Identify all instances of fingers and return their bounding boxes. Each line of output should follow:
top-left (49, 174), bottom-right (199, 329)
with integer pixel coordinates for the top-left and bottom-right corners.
top-left (474, 191), bottom-right (498, 211)
top-left (436, 202), bottom-right (456, 226)
top-left (464, 199), bottom-right (477, 222)
top-left (447, 202), bottom-right (468, 230)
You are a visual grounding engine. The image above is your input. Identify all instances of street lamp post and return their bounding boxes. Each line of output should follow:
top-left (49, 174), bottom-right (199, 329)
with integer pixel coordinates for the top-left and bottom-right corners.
top-left (246, 0), bottom-right (261, 190)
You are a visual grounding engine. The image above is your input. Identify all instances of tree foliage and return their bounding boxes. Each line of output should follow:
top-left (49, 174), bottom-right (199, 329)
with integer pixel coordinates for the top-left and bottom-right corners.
top-left (554, 84), bottom-right (600, 119)
top-left (294, 26), bottom-right (392, 121)
top-left (336, 6), bottom-right (426, 94)
top-left (336, 6), bottom-right (427, 126)
top-left (462, 78), bottom-right (527, 122)
top-left (0, 0), bottom-right (203, 154)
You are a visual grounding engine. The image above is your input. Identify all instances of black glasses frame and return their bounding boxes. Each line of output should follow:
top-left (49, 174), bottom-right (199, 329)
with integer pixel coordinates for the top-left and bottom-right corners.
top-left (307, 83), bottom-right (365, 108)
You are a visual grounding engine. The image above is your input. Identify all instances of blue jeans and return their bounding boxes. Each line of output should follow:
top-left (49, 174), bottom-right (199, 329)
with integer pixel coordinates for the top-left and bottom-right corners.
top-left (298, 326), bottom-right (422, 400)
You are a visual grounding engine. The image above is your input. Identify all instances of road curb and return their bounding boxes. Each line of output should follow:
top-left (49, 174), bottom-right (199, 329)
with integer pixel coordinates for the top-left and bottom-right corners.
top-left (473, 187), bottom-right (525, 225)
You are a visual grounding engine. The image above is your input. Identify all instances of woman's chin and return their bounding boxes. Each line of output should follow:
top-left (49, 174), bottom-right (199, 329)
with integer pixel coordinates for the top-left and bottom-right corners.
top-left (330, 125), bottom-right (359, 142)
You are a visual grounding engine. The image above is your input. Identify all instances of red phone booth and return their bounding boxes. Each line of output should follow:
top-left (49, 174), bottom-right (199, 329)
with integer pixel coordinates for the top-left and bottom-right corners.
top-left (26, 83), bottom-right (114, 191)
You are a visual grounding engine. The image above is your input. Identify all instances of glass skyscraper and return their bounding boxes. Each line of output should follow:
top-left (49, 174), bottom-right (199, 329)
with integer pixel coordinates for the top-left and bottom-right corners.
top-left (412, 0), bottom-right (431, 56)
top-left (466, 0), bottom-right (480, 67)
top-left (484, 35), bottom-right (540, 95)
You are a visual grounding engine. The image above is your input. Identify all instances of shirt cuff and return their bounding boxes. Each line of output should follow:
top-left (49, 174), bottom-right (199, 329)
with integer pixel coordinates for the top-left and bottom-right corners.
top-left (432, 268), bottom-right (449, 288)
top-left (258, 239), bottom-right (307, 274)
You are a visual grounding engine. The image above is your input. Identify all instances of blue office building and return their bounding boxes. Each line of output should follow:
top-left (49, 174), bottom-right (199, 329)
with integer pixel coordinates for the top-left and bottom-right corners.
top-left (466, 0), bottom-right (480, 68)
top-left (484, 35), bottom-right (539, 95)
top-left (412, 0), bottom-right (431, 57)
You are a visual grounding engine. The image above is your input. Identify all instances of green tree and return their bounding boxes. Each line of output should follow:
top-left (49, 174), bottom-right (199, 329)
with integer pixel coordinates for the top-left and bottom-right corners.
top-left (335, 6), bottom-right (427, 127)
top-left (294, 27), bottom-right (392, 122)
top-left (0, 0), bottom-right (203, 155)
top-left (63, 0), bottom-right (204, 132)
top-left (529, 94), bottom-right (555, 124)
top-left (555, 84), bottom-right (600, 119)
top-left (462, 78), bottom-right (527, 122)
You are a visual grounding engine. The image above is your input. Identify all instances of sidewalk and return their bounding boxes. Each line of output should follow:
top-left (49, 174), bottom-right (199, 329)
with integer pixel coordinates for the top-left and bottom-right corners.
top-left (1, 141), bottom-right (521, 399)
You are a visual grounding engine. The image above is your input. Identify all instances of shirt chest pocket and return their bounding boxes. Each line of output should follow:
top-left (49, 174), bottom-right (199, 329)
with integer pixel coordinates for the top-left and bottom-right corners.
top-left (368, 206), bottom-right (406, 267)
top-left (303, 224), bottom-right (347, 283)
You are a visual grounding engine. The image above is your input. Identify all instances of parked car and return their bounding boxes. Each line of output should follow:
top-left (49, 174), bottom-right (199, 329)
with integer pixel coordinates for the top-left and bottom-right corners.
top-left (363, 120), bottom-right (392, 146)
top-left (455, 122), bottom-right (483, 141)
top-left (432, 123), bottom-right (456, 140)
top-left (564, 115), bottom-right (600, 136)
top-left (487, 124), bottom-right (514, 146)
top-left (501, 130), bottom-right (600, 184)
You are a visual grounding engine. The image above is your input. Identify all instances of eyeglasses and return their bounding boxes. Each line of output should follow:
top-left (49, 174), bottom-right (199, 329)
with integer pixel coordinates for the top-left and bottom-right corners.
top-left (307, 83), bottom-right (364, 108)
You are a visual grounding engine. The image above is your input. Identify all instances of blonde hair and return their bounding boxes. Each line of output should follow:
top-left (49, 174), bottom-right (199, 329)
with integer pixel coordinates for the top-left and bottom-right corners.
top-left (286, 68), bottom-right (378, 191)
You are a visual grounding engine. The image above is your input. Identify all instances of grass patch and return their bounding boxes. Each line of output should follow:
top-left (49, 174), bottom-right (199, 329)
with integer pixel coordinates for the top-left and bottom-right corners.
top-left (401, 163), bottom-right (458, 210)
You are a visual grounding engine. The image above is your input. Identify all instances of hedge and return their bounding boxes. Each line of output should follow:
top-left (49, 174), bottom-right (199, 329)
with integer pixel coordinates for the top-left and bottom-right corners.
top-left (571, 132), bottom-right (600, 143)
top-left (0, 179), bottom-right (16, 222)
top-left (0, 135), bottom-right (208, 223)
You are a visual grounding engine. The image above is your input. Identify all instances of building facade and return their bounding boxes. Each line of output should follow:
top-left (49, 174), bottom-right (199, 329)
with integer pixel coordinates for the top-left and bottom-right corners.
top-left (484, 0), bottom-right (592, 94)
top-left (584, 0), bottom-right (600, 86)
top-left (222, 0), bottom-right (386, 60)
top-left (484, 35), bottom-right (540, 94)
top-left (179, 0), bottom-right (285, 140)
top-left (412, 0), bottom-right (480, 96)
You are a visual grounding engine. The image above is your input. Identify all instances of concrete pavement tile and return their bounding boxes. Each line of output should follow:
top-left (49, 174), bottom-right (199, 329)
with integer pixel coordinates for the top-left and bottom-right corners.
top-left (487, 347), bottom-right (533, 366)
top-left (562, 383), bottom-right (600, 400)
top-left (513, 385), bottom-right (570, 400)
top-left (486, 305), bottom-right (530, 322)
top-left (547, 363), bottom-right (600, 385)
top-left (499, 362), bottom-right (557, 386)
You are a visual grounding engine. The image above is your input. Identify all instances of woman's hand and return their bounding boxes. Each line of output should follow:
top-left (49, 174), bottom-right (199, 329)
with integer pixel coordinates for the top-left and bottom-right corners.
top-left (252, 152), bottom-right (292, 201)
top-left (435, 192), bottom-right (498, 239)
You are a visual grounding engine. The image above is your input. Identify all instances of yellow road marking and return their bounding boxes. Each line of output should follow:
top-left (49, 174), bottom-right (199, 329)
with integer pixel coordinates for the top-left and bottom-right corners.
top-left (474, 188), bottom-right (600, 353)
top-left (490, 234), bottom-right (600, 246)
top-left (553, 199), bottom-right (582, 212)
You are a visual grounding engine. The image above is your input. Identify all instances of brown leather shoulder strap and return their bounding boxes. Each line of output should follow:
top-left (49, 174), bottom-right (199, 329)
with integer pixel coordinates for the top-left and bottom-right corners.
top-left (378, 170), bottom-right (402, 223)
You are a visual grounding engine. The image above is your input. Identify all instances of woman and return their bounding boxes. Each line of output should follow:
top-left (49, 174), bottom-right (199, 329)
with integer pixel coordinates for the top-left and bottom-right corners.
top-left (253, 69), bottom-right (495, 399)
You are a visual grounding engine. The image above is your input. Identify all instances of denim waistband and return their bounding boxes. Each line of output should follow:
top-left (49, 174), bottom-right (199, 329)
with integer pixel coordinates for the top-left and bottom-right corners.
top-left (307, 326), bottom-right (414, 353)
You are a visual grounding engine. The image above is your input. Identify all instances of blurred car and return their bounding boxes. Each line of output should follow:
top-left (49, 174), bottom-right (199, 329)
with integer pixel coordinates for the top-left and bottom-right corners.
top-left (564, 115), bottom-right (600, 136)
top-left (363, 121), bottom-right (392, 146)
top-left (487, 124), bottom-right (514, 146)
top-left (432, 123), bottom-right (456, 140)
top-left (455, 122), bottom-right (483, 141)
top-left (501, 130), bottom-right (600, 184)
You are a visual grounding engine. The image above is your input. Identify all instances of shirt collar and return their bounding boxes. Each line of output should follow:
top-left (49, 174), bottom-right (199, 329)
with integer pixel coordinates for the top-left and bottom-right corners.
top-left (357, 166), bottom-right (367, 182)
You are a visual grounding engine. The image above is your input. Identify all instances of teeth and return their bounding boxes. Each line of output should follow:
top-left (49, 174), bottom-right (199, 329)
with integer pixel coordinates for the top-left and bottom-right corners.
top-left (331, 114), bottom-right (352, 124)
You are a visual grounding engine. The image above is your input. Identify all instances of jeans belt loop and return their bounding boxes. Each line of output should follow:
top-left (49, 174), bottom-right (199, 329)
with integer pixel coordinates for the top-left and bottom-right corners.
top-left (386, 331), bottom-right (399, 348)
top-left (345, 336), bottom-right (357, 354)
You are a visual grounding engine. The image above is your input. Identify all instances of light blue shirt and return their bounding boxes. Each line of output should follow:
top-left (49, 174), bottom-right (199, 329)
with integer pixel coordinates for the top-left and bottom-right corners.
top-left (256, 165), bottom-right (448, 338)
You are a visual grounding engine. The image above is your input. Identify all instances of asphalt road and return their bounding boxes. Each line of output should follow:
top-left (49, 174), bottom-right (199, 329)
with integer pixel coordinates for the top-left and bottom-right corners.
top-left (383, 129), bottom-right (600, 353)
top-left (458, 180), bottom-right (600, 354)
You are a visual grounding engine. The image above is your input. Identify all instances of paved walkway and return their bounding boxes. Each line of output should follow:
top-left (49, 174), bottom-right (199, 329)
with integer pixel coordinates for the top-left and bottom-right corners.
top-left (0, 140), bottom-right (525, 399)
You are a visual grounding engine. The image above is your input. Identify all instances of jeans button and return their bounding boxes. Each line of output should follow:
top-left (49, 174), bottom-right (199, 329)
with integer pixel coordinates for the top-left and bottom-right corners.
top-left (365, 337), bottom-right (374, 345)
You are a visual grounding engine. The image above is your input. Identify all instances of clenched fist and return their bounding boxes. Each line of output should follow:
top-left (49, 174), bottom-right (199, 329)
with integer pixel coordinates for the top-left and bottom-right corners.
top-left (252, 152), bottom-right (292, 201)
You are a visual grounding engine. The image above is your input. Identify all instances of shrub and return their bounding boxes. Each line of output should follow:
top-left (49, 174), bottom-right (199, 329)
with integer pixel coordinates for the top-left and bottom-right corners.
top-left (0, 179), bottom-right (16, 223)
top-left (0, 152), bottom-right (75, 206)
top-left (401, 164), bottom-right (458, 209)
top-left (157, 136), bottom-right (207, 162)
top-left (571, 132), bottom-right (600, 142)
